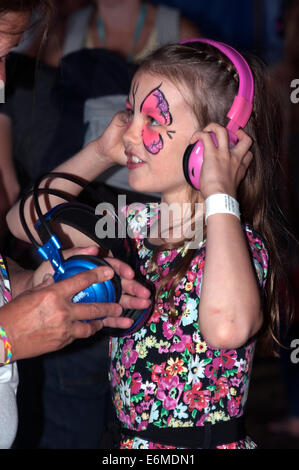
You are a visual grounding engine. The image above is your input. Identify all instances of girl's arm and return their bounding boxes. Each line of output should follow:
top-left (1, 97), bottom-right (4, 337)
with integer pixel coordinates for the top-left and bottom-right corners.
top-left (199, 214), bottom-right (263, 349)
top-left (197, 124), bottom-right (263, 349)
top-left (7, 111), bottom-right (128, 246)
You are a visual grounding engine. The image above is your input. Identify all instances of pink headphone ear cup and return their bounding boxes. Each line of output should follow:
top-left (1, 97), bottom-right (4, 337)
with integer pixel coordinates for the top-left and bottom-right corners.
top-left (186, 140), bottom-right (204, 190)
top-left (183, 130), bottom-right (238, 190)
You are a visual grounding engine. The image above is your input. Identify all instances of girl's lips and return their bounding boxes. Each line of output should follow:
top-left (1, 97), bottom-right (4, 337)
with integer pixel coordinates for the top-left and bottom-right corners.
top-left (125, 150), bottom-right (145, 170)
top-left (126, 159), bottom-right (145, 170)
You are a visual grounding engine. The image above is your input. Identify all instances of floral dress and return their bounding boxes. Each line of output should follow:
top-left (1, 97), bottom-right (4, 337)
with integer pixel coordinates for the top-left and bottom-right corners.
top-left (109, 203), bottom-right (268, 449)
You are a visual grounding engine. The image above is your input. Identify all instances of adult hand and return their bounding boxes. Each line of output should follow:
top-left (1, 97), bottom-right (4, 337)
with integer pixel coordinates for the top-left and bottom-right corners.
top-left (196, 123), bottom-right (253, 199)
top-left (0, 265), bottom-right (131, 362)
top-left (33, 246), bottom-right (151, 312)
top-left (1, 247), bottom-right (151, 361)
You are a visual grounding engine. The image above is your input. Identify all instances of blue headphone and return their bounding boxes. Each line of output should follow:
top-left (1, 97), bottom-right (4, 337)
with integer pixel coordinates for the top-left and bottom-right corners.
top-left (19, 172), bottom-right (155, 337)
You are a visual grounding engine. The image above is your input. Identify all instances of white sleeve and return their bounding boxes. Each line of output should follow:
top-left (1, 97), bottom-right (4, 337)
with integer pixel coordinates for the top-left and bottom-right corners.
top-left (0, 362), bottom-right (19, 449)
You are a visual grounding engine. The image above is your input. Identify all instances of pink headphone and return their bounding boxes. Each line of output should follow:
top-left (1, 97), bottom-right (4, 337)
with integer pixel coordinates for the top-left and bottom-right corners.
top-left (180, 38), bottom-right (254, 191)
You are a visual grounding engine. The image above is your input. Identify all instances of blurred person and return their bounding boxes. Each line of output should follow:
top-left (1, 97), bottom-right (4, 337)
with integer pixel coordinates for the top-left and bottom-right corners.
top-left (0, 0), bottom-right (200, 449)
top-left (0, 0), bottom-right (151, 449)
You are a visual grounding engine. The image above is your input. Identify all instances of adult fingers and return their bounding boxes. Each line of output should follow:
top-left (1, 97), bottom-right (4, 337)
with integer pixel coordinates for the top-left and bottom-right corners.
top-left (71, 300), bottom-right (122, 322)
top-left (54, 266), bottom-right (115, 299)
top-left (72, 316), bottom-right (133, 339)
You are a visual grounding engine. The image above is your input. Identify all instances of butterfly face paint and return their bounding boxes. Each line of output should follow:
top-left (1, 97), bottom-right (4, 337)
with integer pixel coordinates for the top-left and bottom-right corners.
top-left (140, 84), bottom-right (173, 155)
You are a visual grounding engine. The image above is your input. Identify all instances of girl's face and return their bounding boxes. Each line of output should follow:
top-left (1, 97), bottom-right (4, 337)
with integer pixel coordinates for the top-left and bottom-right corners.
top-left (0, 11), bottom-right (31, 87)
top-left (123, 71), bottom-right (199, 204)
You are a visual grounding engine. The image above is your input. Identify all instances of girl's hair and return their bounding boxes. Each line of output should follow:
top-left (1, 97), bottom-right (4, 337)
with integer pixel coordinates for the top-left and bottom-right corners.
top-left (0, 0), bottom-right (53, 34)
top-left (0, 0), bottom-right (49, 13)
top-left (138, 41), bottom-right (291, 354)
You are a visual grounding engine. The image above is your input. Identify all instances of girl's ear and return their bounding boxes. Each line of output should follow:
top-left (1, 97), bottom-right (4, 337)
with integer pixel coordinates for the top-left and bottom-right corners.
top-left (189, 130), bottom-right (202, 145)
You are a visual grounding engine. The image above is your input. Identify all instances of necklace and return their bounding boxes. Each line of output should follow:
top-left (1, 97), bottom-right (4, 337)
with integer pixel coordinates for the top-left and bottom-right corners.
top-left (97, 3), bottom-right (147, 62)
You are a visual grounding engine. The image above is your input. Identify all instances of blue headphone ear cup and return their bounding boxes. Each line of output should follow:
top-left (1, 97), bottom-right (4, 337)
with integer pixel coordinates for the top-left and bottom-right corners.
top-left (53, 254), bottom-right (121, 304)
top-left (104, 271), bottom-right (155, 337)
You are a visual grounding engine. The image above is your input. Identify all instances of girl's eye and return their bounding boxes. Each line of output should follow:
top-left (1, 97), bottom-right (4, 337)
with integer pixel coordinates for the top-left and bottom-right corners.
top-left (126, 108), bottom-right (134, 120)
top-left (148, 116), bottom-right (160, 126)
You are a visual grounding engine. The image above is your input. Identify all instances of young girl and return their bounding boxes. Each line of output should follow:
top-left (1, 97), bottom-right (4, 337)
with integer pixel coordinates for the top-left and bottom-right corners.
top-left (8, 39), bottom-right (286, 449)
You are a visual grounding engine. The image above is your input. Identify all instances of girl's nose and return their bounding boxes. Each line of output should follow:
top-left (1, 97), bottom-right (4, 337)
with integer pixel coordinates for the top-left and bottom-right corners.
top-left (123, 118), bottom-right (142, 148)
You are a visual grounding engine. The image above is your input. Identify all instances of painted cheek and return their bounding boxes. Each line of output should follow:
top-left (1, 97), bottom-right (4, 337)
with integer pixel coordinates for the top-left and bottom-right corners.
top-left (142, 124), bottom-right (163, 155)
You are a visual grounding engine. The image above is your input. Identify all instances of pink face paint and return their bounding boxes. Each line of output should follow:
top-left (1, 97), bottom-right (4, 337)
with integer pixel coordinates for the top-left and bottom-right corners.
top-left (142, 127), bottom-right (163, 154)
top-left (140, 85), bottom-right (172, 155)
top-left (125, 97), bottom-right (132, 130)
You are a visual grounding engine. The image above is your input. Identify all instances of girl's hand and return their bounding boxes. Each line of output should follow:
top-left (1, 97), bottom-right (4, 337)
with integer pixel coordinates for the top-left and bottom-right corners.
top-left (94, 111), bottom-right (130, 167)
top-left (196, 123), bottom-right (253, 199)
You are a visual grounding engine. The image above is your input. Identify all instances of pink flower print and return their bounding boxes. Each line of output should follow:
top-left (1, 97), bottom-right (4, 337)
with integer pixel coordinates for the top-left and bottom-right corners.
top-left (148, 309), bottom-right (160, 324)
top-left (170, 334), bottom-right (192, 353)
top-left (162, 319), bottom-right (182, 340)
top-left (119, 410), bottom-right (131, 427)
top-left (196, 413), bottom-right (209, 427)
top-left (142, 381), bottom-right (156, 396)
top-left (183, 383), bottom-right (211, 411)
top-left (131, 372), bottom-right (142, 395)
top-left (130, 406), bottom-right (137, 425)
top-left (214, 377), bottom-right (229, 402)
top-left (121, 339), bottom-right (138, 369)
top-left (230, 377), bottom-right (241, 387)
top-left (110, 366), bottom-right (117, 388)
top-left (220, 350), bottom-right (237, 370)
top-left (228, 397), bottom-right (240, 417)
top-left (162, 267), bottom-right (170, 276)
top-left (136, 404), bottom-right (143, 414)
top-left (158, 250), bottom-right (177, 265)
top-left (187, 271), bottom-right (197, 283)
top-left (151, 363), bottom-right (166, 383)
top-left (205, 365), bottom-right (218, 385)
top-left (218, 442), bottom-right (238, 449)
top-left (156, 376), bottom-right (184, 410)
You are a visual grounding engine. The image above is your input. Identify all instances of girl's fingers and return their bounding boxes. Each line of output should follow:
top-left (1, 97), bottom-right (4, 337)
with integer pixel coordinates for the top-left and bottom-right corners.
top-left (240, 151), bottom-right (253, 173)
top-left (233, 129), bottom-right (253, 156)
top-left (203, 123), bottom-right (229, 150)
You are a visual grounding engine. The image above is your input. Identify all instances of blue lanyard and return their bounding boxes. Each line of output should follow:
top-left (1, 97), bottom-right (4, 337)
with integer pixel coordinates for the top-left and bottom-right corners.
top-left (97, 3), bottom-right (147, 62)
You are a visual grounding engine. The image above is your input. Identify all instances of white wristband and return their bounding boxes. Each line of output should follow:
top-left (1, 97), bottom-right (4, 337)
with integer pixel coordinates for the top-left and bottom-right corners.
top-left (205, 193), bottom-right (240, 224)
